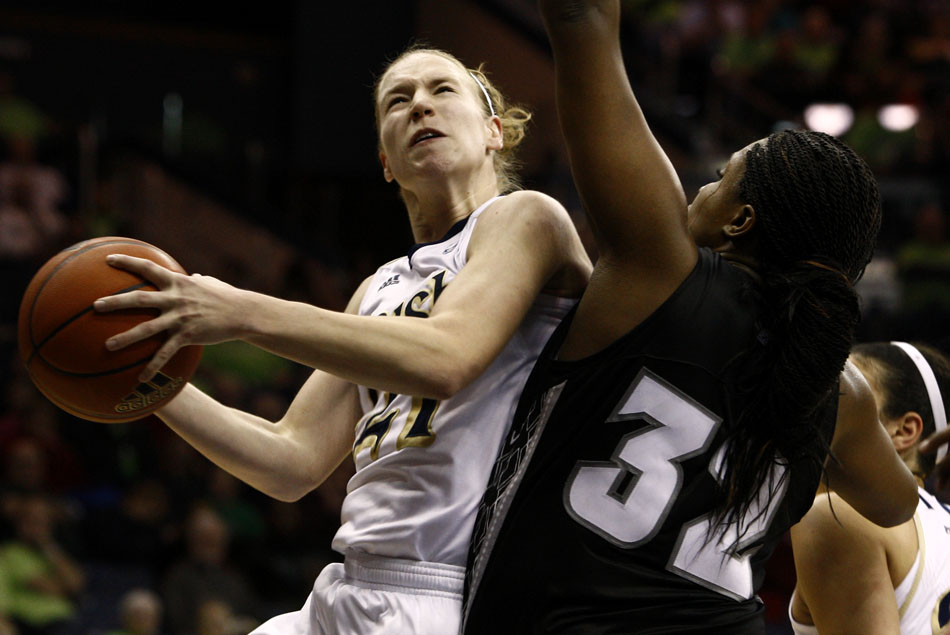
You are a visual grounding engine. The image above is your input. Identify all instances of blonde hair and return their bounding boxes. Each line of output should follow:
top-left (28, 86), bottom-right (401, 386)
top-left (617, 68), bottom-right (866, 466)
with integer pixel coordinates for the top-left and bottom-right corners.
top-left (374, 45), bottom-right (532, 193)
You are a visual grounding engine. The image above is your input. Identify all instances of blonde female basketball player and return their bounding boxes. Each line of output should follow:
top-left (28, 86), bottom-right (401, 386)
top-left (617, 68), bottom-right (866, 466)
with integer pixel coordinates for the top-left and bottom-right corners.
top-left (790, 342), bottom-right (950, 635)
top-left (94, 46), bottom-right (591, 634)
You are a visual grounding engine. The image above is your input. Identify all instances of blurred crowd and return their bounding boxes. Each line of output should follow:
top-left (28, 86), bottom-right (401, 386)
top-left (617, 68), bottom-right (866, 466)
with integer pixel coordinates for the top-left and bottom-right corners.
top-left (0, 1), bottom-right (948, 634)
top-left (625, 0), bottom-right (950, 181)
top-left (621, 0), bottom-right (950, 349)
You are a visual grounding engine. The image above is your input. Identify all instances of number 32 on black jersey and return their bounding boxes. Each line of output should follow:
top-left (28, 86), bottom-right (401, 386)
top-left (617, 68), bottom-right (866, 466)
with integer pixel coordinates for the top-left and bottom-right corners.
top-left (563, 369), bottom-right (788, 601)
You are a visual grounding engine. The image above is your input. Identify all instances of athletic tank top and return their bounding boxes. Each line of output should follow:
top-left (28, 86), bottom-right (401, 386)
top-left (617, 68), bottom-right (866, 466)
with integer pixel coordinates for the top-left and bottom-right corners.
top-left (464, 249), bottom-right (835, 634)
top-left (790, 488), bottom-right (950, 634)
top-left (332, 196), bottom-right (576, 566)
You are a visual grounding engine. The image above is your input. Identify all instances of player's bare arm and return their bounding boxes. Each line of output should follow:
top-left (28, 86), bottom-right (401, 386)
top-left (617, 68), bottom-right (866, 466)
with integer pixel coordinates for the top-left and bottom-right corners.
top-left (153, 283), bottom-right (368, 502)
top-left (825, 361), bottom-right (917, 527)
top-left (95, 192), bottom-right (589, 398)
top-left (790, 492), bottom-right (904, 634)
top-left (541, 0), bottom-right (695, 264)
top-left (539, 0), bottom-right (692, 273)
top-left (539, 0), bottom-right (694, 358)
top-left (919, 425), bottom-right (950, 494)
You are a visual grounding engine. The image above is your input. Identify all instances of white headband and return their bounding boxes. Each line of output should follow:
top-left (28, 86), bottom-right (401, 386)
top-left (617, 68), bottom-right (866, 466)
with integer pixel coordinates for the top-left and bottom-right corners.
top-left (469, 72), bottom-right (495, 117)
top-left (892, 341), bottom-right (947, 464)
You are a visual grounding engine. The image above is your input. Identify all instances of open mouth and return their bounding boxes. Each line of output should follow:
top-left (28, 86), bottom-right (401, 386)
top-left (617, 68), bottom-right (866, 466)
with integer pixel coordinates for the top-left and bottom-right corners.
top-left (411, 129), bottom-right (445, 146)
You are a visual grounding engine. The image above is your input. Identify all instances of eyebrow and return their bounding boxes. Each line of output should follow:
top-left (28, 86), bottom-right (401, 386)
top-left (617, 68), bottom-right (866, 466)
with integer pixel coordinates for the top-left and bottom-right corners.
top-left (380, 75), bottom-right (460, 102)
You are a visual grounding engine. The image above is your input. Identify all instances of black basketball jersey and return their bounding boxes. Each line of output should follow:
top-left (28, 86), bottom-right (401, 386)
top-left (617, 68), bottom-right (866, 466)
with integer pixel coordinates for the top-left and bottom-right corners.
top-left (462, 249), bottom-right (835, 634)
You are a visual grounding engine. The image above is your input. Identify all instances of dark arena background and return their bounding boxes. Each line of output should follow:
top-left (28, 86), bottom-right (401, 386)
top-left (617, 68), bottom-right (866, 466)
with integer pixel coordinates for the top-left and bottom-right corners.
top-left (0, 1), bottom-right (947, 633)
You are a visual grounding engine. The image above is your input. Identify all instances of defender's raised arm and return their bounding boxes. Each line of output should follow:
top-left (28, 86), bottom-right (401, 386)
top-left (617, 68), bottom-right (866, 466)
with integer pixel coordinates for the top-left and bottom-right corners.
top-left (539, 0), bottom-right (692, 274)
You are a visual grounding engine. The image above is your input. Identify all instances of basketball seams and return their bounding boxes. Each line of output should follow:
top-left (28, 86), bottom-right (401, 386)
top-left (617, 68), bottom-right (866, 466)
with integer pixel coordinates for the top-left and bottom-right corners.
top-left (26, 238), bottom-right (173, 351)
top-left (26, 281), bottom-right (152, 367)
top-left (18, 236), bottom-right (200, 424)
top-left (32, 352), bottom-right (157, 379)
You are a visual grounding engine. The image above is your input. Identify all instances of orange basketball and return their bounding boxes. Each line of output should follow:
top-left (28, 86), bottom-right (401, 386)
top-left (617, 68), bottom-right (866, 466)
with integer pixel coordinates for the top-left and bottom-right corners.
top-left (17, 236), bottom-right (202, 423)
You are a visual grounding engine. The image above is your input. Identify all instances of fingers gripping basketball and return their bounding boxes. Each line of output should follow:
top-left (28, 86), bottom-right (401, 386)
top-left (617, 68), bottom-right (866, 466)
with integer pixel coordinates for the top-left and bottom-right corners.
top-left (17, 236), bottom-right (202, 423)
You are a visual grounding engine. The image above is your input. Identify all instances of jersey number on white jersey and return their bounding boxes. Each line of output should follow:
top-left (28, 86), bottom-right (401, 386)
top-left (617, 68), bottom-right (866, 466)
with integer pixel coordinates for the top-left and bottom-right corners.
top-left (353, 392), bottom-right (440, 461)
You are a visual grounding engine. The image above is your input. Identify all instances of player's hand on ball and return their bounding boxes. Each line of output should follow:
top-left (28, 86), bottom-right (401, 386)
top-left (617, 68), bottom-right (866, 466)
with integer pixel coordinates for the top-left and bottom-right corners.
top-left (94, 254), bottom-right (244, 382)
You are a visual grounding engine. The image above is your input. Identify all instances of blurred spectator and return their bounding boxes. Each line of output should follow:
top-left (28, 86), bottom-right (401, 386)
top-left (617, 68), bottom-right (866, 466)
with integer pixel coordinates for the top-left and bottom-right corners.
top-left (205, 469), bottom-right (265, 556)
top-left (0, 438), bottom-right (49, 539)
top-left (247, 498), bottom-right (337, 616)
top-left (0, 136), bottom-right (69, 259)
top-left (1, 402), bottom-right (85, 498)
top-left (787, 5), bottom-right (841, 99)
top-left (153, 435), bottom-right (211, 521)
top-left (0, 431), bottom-right (82, 553)
top-left (161, 504), bottom-right (258, 635)
top-left (195, 598), bottom-right (258, 635)
top-left (837, 11), bottom-right (897, 103)
top-left (715, 2), bottom-right (777, 80)
top-left (0, 131), bottom-right (69, 377)
top-left (0, 615), bottom-right (17, 635)
top-left (82, 479), bottom-right (177, 572)
top-left (0, 72), bottom-right (53, 148)
top-left (104, 588), bottom-right (162, 635)
top-left (0, 494), bottom-right (85, 635)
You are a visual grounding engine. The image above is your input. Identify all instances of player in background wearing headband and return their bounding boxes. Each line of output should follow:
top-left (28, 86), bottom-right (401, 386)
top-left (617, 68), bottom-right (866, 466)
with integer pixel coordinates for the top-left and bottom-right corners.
top-left (790, 341), bottom-right (950, 634)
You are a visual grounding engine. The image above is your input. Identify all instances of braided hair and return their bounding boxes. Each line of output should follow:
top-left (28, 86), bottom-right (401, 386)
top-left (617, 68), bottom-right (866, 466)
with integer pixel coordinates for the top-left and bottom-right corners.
top-left (717, 130), bottom-right (882, 530)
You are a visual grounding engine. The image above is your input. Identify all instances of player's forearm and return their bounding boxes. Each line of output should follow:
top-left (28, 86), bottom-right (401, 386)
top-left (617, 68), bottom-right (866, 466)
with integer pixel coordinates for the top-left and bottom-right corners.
top-left (240, 292), bottom-right (483, 399)
top-left (539, 0), bottom-right (616, 30)
top-left (539, 0), bottom-right (687, 261)
top-left (158, 384), bottom-right (325, 501)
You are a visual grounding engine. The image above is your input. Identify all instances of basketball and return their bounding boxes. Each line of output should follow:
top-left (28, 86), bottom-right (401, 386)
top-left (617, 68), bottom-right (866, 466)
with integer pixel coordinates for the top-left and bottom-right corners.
top-left (17, 236), bottom-right (203, 423)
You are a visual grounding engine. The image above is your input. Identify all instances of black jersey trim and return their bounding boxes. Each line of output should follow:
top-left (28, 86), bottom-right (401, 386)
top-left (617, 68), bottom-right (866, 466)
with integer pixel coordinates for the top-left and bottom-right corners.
top-left (406, 214), bottom-right (471, 267)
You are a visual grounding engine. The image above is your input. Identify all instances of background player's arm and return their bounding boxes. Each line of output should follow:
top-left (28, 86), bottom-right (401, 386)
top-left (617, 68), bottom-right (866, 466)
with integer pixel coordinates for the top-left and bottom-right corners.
top-left (538, 0), bottom-right (694, 278)
top-left (154, 288), bottom-right (367, 502)
top-left (825, 362), bottom-right (917, 527)
top-left (97, 191), bottom-right (589, 399)
top-left (919, 426), bottom-right (950, 496)
top-left (790, 493), bottom-right (902, 635)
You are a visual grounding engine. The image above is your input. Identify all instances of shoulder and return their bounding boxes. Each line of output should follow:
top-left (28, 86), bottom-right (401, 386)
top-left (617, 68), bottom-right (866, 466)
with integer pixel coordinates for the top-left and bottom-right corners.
top-left (792, 491), bottom-right (889, 559)
top-left (472, 190), bottom-right (577, 251)
top-left (798, 492), bottom-right (873, 534)
top-left (479, 190), bottom-right (572, 228)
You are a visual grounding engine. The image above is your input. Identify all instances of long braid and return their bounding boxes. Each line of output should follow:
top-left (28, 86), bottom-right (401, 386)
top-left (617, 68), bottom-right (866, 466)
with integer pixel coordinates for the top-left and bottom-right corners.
top-left (716, 130), bottom-right (882, 530)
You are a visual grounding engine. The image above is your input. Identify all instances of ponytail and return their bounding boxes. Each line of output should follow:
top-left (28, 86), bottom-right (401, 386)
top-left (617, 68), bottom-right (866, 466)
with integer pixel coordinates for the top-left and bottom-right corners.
top-left (713, 129), bottom-right (881, 531)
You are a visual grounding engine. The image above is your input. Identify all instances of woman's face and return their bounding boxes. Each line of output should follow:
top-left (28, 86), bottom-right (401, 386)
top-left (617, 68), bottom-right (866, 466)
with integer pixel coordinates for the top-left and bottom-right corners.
top-left (686, 141), bottom-right (756, 250)
top-left (376, 52), bottom-right (501, 189)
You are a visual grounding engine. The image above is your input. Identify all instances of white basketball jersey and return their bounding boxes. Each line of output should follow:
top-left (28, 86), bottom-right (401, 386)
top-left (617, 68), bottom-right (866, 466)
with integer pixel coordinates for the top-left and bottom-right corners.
top-left (896, 488), bottom-right (950, 634)
top-left (789, 487), bottom-right (950, 635)
top-left (332, 196), bottom-right (576, 566)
